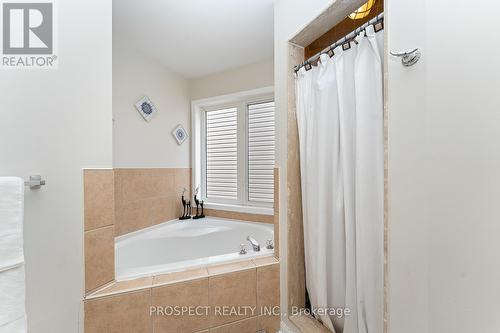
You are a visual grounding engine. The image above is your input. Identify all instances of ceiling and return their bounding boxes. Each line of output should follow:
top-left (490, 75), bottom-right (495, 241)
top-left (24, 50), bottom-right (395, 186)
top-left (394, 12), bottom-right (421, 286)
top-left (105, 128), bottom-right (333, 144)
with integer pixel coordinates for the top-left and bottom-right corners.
top-left (113, 0), bottom-right (274, 79)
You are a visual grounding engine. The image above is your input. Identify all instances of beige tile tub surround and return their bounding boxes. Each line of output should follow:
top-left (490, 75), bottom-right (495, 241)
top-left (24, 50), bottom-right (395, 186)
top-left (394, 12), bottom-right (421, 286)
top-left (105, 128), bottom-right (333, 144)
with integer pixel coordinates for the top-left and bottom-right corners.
top-left (83, 168), bottom-right (191, 295)
top-left (83, 169), bottom-right (116, 294)
top-left (114, 168), bottom-right (191, 236)
top-left (252, 256), bottom-right (278, 267)
top-left (209, 269), bottom-right (257, 327)
top-left (257, 260), bottom-right (280, 313)
top-left (203, 208), bottom-right (274, 224)
top-left (210, 317), bottom-right (258, 333)
top-left (273, 167), bottom-right (280, 258)
top-left (258, 314), bottom-right (281, 333)
top-left (84, 289), bottom-right (152, 333)
top-left (85, 258), bottom-right (280, 333)
top-left (287, 43), bottom-right (307, 312)
top-left (84, 166), bottom-right (281, 331)
top-left (84, 169), bottom-right (115, 231)
top-left (207, 260), bottom-right (256, 276)
top-left (92, 276), bottom-right (153, 297)
top-left (154, 267), bottom-right (209, 286)
top-left (153, 279), bottom-right (210, 333)
top-left (256, 258), bottom-right (281, 332)
top-left (84, 225), bottom-right (115, 293)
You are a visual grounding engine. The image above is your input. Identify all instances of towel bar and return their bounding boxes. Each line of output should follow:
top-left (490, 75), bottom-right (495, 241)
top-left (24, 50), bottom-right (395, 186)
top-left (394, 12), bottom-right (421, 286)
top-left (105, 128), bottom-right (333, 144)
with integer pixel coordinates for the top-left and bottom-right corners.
top-left (24, 175), bottom-right (45, 189)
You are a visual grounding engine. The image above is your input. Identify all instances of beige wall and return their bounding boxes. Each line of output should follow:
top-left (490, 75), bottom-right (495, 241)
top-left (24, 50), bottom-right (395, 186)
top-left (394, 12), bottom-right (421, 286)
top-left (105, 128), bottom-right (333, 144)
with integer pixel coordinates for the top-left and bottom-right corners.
top-left (113, 38), bottom-right (191, 168)
top-left (190, 60), bottom-right (274, 100)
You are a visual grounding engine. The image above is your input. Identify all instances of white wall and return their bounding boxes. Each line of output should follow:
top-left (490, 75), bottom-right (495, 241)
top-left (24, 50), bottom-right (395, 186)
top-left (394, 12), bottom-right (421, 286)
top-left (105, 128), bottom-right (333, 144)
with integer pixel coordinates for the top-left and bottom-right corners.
top-left (389, 0), bottom-right (500, 332)
top-left (0, 0), bottom-right (112, 332)
top-left (113, 38), bottom-right (191, 168)
top-left (190, 60), bottom-right (274, 100)
top-left (386, 0), bottom-right (429, 331)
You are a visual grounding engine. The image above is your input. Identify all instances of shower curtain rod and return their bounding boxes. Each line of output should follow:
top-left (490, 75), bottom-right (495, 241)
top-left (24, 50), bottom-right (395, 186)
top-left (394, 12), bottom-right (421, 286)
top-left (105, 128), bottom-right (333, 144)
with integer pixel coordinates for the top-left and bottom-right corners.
top-left (294, 12), bottom-right (384, 73)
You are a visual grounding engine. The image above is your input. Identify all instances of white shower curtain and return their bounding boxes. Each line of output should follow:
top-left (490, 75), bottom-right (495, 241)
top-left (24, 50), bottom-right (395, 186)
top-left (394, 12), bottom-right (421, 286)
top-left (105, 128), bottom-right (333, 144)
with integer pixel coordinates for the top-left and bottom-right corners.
top-left (295, 25), bottom-right (384, 333)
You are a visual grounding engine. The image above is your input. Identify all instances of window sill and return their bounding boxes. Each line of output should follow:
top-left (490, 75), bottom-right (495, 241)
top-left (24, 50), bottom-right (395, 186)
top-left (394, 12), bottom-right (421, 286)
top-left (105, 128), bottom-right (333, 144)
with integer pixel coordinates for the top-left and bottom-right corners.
top-left (204, 202), bottom-right (274, 216)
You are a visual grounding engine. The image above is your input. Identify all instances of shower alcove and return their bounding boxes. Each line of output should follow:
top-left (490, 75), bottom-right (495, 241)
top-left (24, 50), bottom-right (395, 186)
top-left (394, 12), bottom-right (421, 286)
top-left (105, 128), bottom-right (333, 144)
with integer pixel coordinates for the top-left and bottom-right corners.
top-left (282, 0), bottom-right (388, 332)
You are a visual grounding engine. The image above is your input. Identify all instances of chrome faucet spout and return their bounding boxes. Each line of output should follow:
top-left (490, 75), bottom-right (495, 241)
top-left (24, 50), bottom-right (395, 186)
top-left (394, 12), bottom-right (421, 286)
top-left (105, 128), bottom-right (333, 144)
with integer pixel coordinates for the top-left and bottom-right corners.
top-left (246, 236), bottom-right (260, 252)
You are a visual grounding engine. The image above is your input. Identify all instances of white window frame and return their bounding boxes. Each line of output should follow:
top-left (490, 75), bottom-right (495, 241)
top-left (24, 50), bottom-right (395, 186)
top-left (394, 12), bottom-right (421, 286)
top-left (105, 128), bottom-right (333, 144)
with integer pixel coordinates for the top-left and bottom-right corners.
top-left (191, 86), bottom-right (274, 215)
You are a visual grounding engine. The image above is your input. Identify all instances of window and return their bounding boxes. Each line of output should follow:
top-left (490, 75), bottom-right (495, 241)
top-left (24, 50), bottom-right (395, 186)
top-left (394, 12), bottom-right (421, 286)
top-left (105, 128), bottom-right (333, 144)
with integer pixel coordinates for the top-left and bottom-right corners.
top-left (205, 107), bottom-right (238, 201)
top-left (247, 101), bottom-right (275, 203)
top-left (194, 90), bottom-right (275, 211)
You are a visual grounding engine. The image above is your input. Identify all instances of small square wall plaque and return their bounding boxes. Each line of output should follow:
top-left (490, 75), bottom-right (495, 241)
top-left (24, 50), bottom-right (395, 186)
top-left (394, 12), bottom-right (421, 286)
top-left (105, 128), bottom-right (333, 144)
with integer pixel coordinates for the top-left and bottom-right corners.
top-left (135, 96), bottom-right (158, 122)
top-left (172, 124), bottom-right (188, 145)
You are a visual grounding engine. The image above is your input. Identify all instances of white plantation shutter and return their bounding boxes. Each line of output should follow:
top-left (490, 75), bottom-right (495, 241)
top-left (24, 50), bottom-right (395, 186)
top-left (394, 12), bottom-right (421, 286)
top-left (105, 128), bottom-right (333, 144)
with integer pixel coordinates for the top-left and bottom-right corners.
top-left (248, 101), bottom-right (275, 203)
top-left (205, 107), bottom-right (238, 200)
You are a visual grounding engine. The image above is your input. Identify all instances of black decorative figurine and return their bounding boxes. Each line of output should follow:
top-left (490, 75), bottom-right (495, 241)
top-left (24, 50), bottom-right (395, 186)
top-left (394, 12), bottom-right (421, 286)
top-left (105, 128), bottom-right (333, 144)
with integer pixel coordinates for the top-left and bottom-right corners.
top-left (186, 200), bottom-right (192, 219)
top-left (192, 187), bottom-right (205, 219)
top-left (199, 200), bottom-right (205, 218)
top-left (179, 188), bottom-right (191, 220)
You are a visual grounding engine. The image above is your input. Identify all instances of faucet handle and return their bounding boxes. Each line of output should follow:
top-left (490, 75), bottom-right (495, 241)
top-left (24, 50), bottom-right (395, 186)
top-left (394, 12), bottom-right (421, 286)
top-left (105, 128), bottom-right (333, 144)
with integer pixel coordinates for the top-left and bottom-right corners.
top-left (266, 239), bottom-right (274, 250)
top-left (239, 244), bottom-right (247, 255)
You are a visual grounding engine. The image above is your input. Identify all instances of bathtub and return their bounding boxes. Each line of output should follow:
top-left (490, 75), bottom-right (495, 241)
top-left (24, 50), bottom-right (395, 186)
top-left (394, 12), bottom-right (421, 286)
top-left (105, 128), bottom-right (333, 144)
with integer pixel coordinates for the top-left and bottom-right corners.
top-left (115, 217), bottom-right (274, 281)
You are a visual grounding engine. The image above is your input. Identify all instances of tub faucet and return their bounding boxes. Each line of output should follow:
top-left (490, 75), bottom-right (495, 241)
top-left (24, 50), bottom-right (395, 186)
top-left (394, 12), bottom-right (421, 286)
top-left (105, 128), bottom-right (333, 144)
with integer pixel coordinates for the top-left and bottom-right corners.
top-left (246, 236), bottom-right (260, 252)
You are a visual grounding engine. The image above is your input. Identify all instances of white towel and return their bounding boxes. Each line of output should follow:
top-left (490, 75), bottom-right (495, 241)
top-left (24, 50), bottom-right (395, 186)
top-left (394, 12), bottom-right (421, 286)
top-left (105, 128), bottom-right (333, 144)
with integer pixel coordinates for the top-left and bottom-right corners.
top-left (0, 266), bottom-right (27, 333)
top-left (0, 177), bottom-right (27, 332)
top-left (0, 178), bottom-right (24, 271)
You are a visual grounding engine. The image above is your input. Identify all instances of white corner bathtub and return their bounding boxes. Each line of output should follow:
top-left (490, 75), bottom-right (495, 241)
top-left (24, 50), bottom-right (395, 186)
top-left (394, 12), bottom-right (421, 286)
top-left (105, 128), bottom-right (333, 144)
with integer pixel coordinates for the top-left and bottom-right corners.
top-left (115, 217), bottom-right (274, 281)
